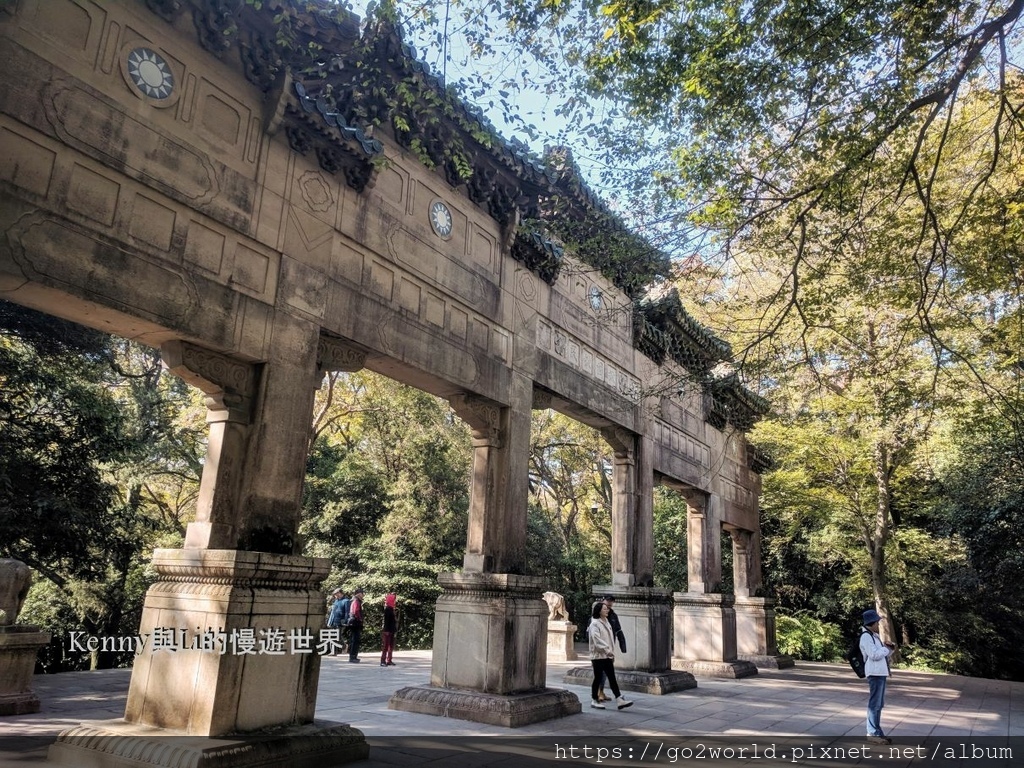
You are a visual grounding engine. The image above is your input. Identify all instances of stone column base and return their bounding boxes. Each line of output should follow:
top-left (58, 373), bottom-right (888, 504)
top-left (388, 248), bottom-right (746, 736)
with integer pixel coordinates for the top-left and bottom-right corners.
top-left (47, 719), bottom-right (368, 768)
top-left (546, 621), bottom-right (578, 661)
top-left (0, 626), bottom-right (51, 715)
top-left (670, 658), bottom-right (758, 678)
top-left (389, 686), bottom-right (581, 728)
top-left (738, 653), bottom-right (795, 669)
top-left (0, 690), bottom-right (40, 715)
top-left (563, 666), bottom-right (697, 695)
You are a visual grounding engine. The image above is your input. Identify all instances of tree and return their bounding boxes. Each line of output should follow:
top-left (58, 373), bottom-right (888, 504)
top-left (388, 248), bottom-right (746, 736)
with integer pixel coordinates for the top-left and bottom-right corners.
top-left (0, 303), bottom-right (126, 585)
top-left (1, 302), bottom-right (205, 669)
top-left (400, 2), bottom-right (1023, 375)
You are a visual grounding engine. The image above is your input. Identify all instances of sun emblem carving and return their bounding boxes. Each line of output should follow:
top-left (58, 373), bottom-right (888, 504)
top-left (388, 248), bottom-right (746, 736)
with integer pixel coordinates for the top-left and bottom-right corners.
top-left (429, 200), bottom-right (453, 238)
top-left (127, 48), bottom-right (175, 100)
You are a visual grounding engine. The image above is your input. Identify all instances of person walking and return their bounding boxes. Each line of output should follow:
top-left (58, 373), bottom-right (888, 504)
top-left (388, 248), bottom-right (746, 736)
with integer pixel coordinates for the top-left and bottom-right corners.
top-left (860, 608), bottom-right (895, 744)
top-left (380, 591), bottom-right (398, 667)
top-left (596, 595), bottom-right (627, 702)
top-left (347, 588), bottom-right (364, 663)
top-left (588, 601), bottom-right (633, 711)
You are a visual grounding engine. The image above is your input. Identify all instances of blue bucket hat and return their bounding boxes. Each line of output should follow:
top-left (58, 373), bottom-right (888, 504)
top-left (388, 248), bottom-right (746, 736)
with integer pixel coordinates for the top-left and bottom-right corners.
top-left (862, 609), bottom-right (881, 625)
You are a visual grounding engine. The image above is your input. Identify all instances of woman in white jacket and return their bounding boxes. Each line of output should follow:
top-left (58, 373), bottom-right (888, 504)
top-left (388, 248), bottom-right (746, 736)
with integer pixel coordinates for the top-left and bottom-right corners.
top-left (859, 608), bottom-right (894, 744)
top-left (587, 601), bottom-right (633, 710)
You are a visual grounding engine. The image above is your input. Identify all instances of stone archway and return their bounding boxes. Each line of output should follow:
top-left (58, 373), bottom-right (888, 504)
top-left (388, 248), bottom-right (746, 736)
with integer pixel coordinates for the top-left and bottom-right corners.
top-left (2, 1), bottom-right (782, 764)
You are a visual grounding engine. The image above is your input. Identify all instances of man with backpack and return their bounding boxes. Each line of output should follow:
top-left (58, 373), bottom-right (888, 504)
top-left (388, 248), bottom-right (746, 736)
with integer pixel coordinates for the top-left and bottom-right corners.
top-left (860, 608), bottom-right (896, 745)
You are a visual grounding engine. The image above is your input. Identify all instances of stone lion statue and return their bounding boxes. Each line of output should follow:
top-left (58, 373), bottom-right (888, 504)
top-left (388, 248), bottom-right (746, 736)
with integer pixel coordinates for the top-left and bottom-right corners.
top-left (542, 591), bottom-right (570, 622)
top-left (0, 558), bottom-right (32, 626)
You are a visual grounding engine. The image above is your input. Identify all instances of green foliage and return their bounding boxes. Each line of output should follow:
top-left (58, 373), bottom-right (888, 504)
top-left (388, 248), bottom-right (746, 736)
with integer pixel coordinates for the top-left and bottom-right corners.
top-left (775, 611), bottom-right (845, 662)
top-left (1, 302), bottom-right (200, 669)
top-left (1, 308), bottom-right (127, 581)
top-left (652, 487), bottom-right (687, 593)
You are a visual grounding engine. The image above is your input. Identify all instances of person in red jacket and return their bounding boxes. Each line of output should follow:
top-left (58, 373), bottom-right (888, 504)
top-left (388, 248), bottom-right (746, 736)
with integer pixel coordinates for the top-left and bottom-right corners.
top-left (347, 588), bottom-right (364, 663)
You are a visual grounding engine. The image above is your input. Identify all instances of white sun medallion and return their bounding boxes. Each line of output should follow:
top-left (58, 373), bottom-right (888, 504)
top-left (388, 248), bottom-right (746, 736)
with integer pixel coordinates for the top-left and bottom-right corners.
top-left (127, 48), bottom-right (174, 100)
top-left (429, 200), bottom-right (453, 238)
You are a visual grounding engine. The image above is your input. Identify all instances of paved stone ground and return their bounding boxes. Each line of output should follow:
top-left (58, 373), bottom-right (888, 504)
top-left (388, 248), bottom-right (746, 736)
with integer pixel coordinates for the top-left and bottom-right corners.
top-left (1, 648), bottom-right (1022, 766)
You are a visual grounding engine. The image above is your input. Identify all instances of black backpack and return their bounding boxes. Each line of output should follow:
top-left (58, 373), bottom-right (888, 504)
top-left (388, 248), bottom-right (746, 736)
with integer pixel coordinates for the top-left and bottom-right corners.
top-left (845, 630), bottom-right (867, 678)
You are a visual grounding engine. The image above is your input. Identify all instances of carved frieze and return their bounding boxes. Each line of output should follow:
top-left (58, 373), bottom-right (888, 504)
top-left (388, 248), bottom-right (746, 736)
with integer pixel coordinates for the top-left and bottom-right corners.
top-left (600, 426), bottom-right (636, 459)
top-left (160, 341), bottom-right (258, 420)
top-left (448, 394), bottom-right (503, 446)
top-left (316, 336), bottom-right (366, 375)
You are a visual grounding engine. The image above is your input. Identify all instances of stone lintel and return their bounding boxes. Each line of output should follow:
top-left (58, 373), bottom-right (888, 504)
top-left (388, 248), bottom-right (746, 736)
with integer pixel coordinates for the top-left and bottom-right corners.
top-left (563, 666), bottom-right (697, 695)
top-left (388, 686), bottom-right (581, 728)
top-left (438, 571), bottom-right (545, 596)
top-left (150, 548), bottom-right (331, 589)
top-left (738, 654), bottom-right (795, 669)
top-left (593, 584), bottom-right (673, 604)
top-left (47, 720), bottom-right (368, 768)
top-left (670, 659), bottom-right (759, 679)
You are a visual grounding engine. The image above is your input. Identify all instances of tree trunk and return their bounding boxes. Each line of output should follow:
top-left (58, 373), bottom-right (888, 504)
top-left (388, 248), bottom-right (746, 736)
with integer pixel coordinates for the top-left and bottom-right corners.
top-left (871, 439), bottom-right (896, 644)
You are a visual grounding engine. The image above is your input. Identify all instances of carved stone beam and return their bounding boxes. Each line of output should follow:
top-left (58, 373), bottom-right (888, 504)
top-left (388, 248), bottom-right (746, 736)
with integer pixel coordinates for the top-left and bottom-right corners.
top-left (316, 336), bottom-right (367, 380)
top-left (600, 426), bottom-right (635, 460)
top-left (449, 394), bottom-right (504, 447)
top-left (531, 388), bottom-right (553, 412)
top-left (161, 341), bottom-right (257, 423)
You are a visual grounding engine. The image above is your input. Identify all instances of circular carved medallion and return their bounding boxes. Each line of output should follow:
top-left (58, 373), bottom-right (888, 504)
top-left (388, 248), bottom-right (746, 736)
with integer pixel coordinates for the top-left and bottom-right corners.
top-left (429, 199), bottom-right (453, 239)
top-left (127, 48), bottom-right (175, 100)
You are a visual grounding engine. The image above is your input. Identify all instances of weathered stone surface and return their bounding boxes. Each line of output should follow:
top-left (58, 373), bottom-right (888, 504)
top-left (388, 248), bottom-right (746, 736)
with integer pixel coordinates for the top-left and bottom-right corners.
top-left (563, 666), bottom-right (698, 695)
top-left (47, 719), bottom-right (368, 768)
top-left (123, 550), bottom-right (330, 736)
top-left (670, 659), bottom-right (759, 679)
top-left (430, 572), bottom-right (549, 694)
top-left (0, 626), bottom-right (51, 715)
top-left (389, 686), bottom-right (581, 728)
top-left (546, 621), bottom-right (578, 662)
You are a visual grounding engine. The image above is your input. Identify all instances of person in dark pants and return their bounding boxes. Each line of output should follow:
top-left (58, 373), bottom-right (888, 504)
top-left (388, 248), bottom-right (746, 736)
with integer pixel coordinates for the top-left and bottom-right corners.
top-left (596, 595), bottom-right (627, 702)
top-left (588, 601), bottom-right (633, 710)
top-left (860, 608), bottom-right (895, 744)
top-left (347, 588), bottom-right (364, 663)
top-left (380, 591), bottom-right (398, 666)
top-left (326, 589), bottom-right (349, 655)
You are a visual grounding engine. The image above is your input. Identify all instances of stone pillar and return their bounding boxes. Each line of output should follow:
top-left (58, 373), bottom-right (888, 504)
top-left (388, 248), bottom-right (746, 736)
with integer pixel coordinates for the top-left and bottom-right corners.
top-left (728, 527), bottom-right (754, 597)
top-left (601, 427), bottom-right (638, 587)
top-left (49, 328), bottom-right (370, 767)
top-left (161, 341), bottom-right (257, 551)
top-left (564, 587), bottom-right (696, 695)
top-left (450, 372), bottom-right (531, 574)
top-left (682, 490), bottom-right (721, 594)
top-left (121, 550), bottom-right (329, 734)
top-left (671, 592), bottom-right (757, 678)
top-left (734, 596), bottom-right (794, 669)
top-left (669, 492), bottom-right (756, 679)
top-left (635, 432), bottom-right (656, 587)
top-left (390, 374), bottom-right (578, 726)
top-left (390, 573), bottom-right (580, 726)
top-left (729, 528), bottom-right (793, 669)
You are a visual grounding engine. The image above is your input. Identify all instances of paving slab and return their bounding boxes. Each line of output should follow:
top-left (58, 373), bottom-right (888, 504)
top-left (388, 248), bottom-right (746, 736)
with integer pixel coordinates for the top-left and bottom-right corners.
top-left (1, 650), bottom-right (1021, 767)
